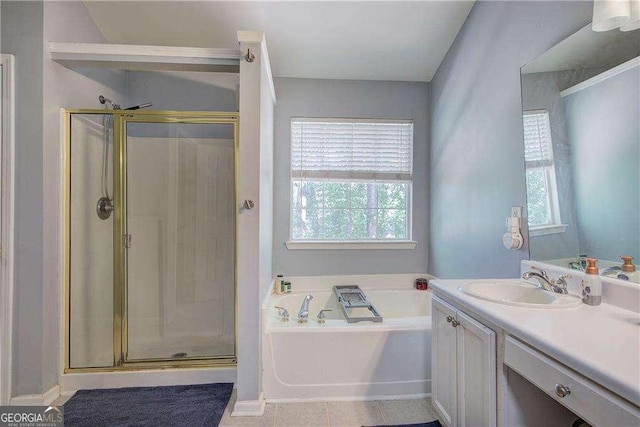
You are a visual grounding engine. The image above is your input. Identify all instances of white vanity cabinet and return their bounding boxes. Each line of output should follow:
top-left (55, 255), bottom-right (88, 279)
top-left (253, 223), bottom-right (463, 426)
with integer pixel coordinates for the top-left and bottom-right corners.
top-left (432, 295), bottom-right (497, 427)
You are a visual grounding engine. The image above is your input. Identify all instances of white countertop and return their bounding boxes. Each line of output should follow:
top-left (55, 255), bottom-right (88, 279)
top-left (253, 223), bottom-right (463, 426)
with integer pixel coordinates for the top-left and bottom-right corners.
top-left (430, 279), bottom-right (640, 408)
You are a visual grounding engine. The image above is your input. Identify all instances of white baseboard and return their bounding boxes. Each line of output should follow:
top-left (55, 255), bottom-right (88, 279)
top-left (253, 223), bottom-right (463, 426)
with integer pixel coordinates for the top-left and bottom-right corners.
top-left (60, 367), bottom-right (236, 395)
top-left (43, 385), bottom-right (60, 405)
top-left (10, 385), bottom-right (60, 406)
top-left (231, 392), bottom-right (266, 417)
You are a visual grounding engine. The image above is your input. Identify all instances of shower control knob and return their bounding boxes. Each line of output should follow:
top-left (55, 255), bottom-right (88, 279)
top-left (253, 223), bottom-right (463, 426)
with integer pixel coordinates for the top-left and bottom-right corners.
top-left (96, 197), bottom-right (114, 220)
top-left (451, 320), bottom-right (460, 327)
top-left (446, 315), bottom-right (453, 323)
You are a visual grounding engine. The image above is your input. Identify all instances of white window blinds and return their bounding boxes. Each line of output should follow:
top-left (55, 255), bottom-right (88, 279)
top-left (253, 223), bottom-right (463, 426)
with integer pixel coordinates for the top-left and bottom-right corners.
top-left (291, 118), bottom-right (413, 181)
top-left (523, 110), bottom-right (554, 168)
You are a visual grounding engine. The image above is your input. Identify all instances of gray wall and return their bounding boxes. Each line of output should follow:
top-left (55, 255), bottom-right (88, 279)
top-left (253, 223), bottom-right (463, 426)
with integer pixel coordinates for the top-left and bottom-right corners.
top-left (43, 0), bottom-right (127, 395)
top-left (429, 0), bottom-right (592, 279)
top-left (126, 71), bottom-right (238, 112)
top-left (2, 0), bottom-right (126, 396)
top-left (125, 71), bottom-right (238, 138)
top-left (566, 67), bottom-right (639, 261)
top-left (273, 78), bottom-right (429, 276)
top-left (1, 0), bottom-right (45, 397)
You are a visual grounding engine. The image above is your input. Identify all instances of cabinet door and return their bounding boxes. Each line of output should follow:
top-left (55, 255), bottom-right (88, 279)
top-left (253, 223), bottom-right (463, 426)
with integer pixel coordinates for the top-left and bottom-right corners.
top-left (432, 296), bottom-right (458, 427)
top-left (456, 310), bottom-right (496, 427)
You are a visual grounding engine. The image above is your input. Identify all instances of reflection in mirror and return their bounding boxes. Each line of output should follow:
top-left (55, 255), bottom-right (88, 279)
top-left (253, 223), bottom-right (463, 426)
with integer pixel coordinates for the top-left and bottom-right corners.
top-left (520, 24), bottom-right (640, 283)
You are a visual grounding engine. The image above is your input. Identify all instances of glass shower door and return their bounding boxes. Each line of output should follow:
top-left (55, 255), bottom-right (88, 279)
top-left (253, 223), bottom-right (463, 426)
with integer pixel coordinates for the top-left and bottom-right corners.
top-left (122, 118), bottom-right (236, 363)
top-left (68, 113), bottom-right (115, 369)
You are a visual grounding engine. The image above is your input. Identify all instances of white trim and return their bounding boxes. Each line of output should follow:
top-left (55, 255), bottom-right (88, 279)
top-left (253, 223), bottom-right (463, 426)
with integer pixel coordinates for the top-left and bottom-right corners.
top-left (231, 392), bottom-right (266, 417)
top-left (0, 53), bottom-right (15, 407)
top-left (236, 32), bottom-right (277, 105)
top-left (260, 38), bottom-right (277, 105)
top-left (9, 386), bottom-right (60, 407)
top-left (560, 56), bottom-right (639, 98)
top-left (285, 240), bottom-right (417, 250)
top-left (42, 385), bottom-right (60, 405)
top-left (49, 42), bottom-right (240, 73)
top-left (523, 109), bottom-right (548, 116)
top-left (57, 109), bottom-right (67, 387)
top-left (291, 117), bottom-right (414, 124)
top-left (529, 224), bottom-right (568, 237)
top-left (236, 31), bottom-right (265, 44)
top-left (60, 368), bottom-right (236, 395)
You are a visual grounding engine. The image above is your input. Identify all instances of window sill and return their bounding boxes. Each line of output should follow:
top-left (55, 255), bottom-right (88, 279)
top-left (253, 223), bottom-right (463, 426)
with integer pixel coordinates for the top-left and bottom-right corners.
top-left (529, 224), bottom-right (568, 237)
top-left (285, 240), bottom-right (417, 250)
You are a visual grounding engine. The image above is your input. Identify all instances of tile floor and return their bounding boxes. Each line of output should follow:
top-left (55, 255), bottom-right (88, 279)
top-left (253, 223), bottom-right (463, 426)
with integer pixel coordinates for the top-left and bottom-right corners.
top-left (219, 391), bottom-right (442, 427)
top-left (54, 390), bottom-right (442, 427)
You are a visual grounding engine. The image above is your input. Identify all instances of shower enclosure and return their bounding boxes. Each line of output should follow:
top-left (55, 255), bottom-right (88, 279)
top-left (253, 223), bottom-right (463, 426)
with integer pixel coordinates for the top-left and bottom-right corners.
top-left (64, 109), bottom-right (238, 371)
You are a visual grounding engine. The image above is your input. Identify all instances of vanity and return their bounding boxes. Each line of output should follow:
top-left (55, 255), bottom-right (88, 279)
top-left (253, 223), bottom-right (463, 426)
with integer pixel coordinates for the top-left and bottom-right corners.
top-left (430, 262), bottom-right (640, 427)
top-left (428, 20), bottom-right (640, 427)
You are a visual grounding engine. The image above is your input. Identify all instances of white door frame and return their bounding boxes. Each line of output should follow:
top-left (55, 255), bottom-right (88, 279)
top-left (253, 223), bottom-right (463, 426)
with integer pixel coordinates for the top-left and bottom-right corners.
top-left (0, 53), bottom-right (16, 406)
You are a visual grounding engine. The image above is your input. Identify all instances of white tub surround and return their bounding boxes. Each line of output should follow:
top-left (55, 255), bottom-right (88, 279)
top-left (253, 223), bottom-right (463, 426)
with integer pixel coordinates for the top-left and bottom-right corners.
top-left (430, 272), bottom-right (640, 426)
top-left (262, 273), bottom-right (434, 402)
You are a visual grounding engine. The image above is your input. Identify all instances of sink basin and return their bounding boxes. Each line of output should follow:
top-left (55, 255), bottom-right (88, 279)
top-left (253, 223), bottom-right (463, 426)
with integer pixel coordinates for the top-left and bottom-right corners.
top-left (459, 280), bottom-right (582, 308)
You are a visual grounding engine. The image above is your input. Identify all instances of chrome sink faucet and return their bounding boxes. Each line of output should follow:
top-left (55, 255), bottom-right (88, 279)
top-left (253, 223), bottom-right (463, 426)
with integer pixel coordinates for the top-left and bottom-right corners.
top-left (298, 294), bottom-right (314, 323)
top-left (522, 267), bottom-right (567, 294)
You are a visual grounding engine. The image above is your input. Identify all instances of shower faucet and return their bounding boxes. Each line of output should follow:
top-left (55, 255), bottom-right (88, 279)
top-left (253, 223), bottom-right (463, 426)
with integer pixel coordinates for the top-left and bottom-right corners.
top-left (298, 294), bottom-right (314, 323)
top-left (98, 95), bottom-right (152, 111)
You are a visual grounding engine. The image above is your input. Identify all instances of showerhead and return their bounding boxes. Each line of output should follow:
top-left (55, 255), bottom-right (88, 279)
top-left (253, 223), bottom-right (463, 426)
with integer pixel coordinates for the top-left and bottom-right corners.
top-left (98, 94), bottom-right (121, 110)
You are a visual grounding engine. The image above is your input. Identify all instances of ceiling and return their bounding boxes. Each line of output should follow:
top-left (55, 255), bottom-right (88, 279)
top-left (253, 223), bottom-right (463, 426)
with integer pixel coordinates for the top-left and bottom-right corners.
top-left (82, 1), bottom-right (475, 82)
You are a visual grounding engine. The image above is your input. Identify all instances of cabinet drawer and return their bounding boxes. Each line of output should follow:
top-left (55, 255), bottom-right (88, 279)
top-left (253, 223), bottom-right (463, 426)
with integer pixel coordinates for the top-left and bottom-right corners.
top-left (504, 336), bottom-right (639, 427)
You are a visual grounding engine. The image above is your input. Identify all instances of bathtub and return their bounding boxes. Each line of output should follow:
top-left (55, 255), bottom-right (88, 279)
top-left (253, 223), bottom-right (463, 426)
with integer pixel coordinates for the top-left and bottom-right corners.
top-left (262, 286), bottom-right (432, 402)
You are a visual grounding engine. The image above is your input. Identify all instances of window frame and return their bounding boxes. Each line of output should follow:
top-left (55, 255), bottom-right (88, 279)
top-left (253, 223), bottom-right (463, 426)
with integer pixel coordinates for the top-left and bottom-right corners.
top-left (287, 117), bottom-right (416, 249)
top-left (523, 109), bottom-right (566, 236)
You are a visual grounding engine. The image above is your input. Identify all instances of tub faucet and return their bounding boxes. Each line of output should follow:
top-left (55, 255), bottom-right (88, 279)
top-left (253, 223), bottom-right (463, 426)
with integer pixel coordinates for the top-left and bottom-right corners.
top-left (601, 266), bottom-right (622, 276)
top-left (298, 294), bottom-right (314, 323)
top-left (522, 268), bottom-right (564, 294)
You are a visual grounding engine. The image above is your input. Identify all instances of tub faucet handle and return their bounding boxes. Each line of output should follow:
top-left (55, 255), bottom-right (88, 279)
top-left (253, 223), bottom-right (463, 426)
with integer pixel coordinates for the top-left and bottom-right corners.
top-left (275, 306), bottom-right (289, 322)
top-left (317, 309), bottom-right (332, 324)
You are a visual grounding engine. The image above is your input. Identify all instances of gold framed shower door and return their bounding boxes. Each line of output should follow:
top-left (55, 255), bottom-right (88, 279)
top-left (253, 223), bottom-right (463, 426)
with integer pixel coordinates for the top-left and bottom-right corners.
top-left (63, 109), bottom-right (239, 373)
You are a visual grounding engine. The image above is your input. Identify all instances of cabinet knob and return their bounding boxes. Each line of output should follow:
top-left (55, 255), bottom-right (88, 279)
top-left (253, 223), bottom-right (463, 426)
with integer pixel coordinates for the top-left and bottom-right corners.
top-left (554, 383), bottom-right (571, 398)
top-left (446, 315), bottom-right (454, 323)
top-left (451, 320), bottom-right (460, 327)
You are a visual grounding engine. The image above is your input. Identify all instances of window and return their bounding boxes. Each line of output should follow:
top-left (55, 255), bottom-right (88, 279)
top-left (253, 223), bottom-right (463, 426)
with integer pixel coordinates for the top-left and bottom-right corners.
top-left (523, 110), bottom-right (564, 234)
top-left (289, 118), bottom-right (413, 245)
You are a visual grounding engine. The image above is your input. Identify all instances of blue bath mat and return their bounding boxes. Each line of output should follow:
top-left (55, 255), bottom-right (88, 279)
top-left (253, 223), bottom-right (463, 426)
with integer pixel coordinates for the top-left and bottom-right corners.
top-left (63, 382), bottom-right (233, 427)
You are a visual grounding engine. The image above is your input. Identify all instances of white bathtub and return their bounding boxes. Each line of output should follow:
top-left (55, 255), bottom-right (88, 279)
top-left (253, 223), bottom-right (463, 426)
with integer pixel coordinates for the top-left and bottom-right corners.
top-left (262, 288), bottom-right (432, 402)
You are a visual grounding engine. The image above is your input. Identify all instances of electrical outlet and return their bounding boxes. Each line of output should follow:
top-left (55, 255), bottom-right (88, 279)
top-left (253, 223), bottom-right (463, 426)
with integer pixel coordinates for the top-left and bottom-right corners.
top-left (511, 206), bottom-right (523, 218)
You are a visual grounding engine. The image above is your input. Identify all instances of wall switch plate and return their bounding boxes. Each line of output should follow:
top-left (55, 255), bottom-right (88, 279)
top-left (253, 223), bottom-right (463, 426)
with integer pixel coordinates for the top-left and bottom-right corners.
top-left (511, 206), bottom-right (523, 218)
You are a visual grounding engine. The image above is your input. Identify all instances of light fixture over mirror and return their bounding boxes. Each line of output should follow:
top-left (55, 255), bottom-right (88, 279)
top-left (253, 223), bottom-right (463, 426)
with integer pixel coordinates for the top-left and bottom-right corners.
top-left (592, 0), bottom-right (640, 32)
top-left (520, 23), bottom-right (640, 283)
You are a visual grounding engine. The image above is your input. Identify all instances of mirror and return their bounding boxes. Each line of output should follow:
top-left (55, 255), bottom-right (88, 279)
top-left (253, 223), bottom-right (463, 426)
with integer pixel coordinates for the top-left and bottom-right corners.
top-left (520, 24), bottom-right (640, 283)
